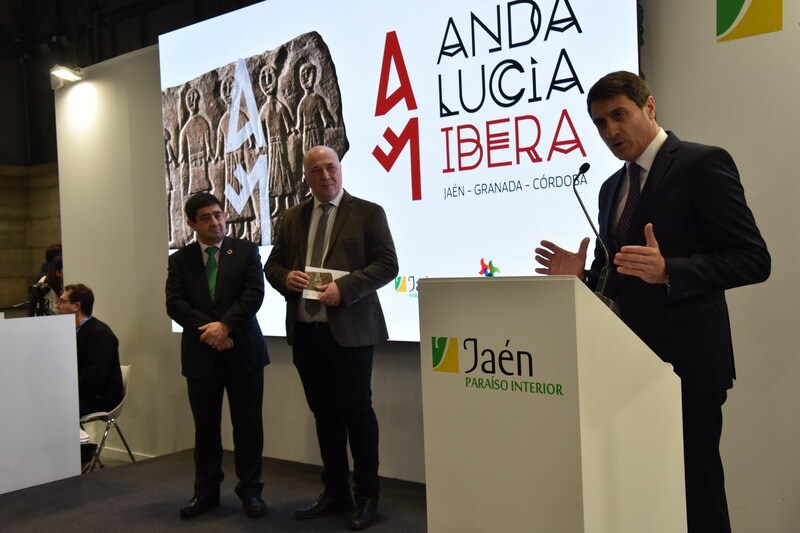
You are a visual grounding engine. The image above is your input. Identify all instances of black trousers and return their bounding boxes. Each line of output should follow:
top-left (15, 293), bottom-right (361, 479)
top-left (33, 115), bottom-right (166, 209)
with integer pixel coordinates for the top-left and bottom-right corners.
top-left (79, 396), bottom-right (108, 417)
top-left (683, 391), bottom-right (730, 533)
top-left (293, 322), bottom-right (379, 500)
top-left (186, 356), bottom-right (264, 499)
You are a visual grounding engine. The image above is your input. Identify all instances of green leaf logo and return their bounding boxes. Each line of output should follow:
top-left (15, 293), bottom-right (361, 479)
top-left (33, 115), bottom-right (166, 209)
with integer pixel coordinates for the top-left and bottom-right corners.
top-left (717, 0), bottom-right (782, 42)
top-left (432, 337), bottom-right (460, 373)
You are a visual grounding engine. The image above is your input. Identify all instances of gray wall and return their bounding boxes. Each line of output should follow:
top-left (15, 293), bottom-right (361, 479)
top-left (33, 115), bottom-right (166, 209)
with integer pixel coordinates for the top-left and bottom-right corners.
top-left (54, 1), bottom-right (800, 528)
top-left (0, 163), bottom-right (60, 306)
top-left (640, 2), bottom-right (799, 531)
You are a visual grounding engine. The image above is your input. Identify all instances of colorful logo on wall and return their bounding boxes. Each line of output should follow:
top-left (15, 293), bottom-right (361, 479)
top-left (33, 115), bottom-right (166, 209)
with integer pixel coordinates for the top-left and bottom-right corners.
top-left (478, 258), bottom-right (500, 277)
top-left (717, 0), bottom-right (782, 42)
top-left (395, 275), bottom-right (419, 298)
top-left (432, 337), bottom-right (460, 373)
top-left (395, 276), bottom-right (409, 292)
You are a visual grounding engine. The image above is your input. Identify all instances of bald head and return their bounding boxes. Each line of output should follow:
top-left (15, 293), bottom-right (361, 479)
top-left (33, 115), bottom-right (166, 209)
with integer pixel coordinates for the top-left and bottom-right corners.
top-left (303, 146), bottom-right (343, 202)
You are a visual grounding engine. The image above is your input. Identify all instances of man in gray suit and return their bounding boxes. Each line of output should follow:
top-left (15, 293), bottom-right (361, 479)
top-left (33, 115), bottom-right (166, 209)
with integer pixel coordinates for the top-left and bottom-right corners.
top-left (265, 145), bottom-right (398, 530)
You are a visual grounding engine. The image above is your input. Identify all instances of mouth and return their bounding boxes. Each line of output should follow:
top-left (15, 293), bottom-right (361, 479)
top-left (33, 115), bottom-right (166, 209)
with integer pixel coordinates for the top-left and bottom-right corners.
top-left (609, 141), bottom-right (627, 154)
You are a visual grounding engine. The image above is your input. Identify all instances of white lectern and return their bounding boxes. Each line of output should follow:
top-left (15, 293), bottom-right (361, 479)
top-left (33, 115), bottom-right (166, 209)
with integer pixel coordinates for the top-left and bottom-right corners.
top-left (0, 315), bottom-right (80, 494)
top-left (418, 276), bottom-right (685, 532)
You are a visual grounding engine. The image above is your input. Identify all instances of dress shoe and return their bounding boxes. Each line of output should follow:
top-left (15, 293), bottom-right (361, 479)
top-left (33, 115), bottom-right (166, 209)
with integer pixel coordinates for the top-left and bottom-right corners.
top-left (295, 490), bottom-right (354, 519)
top-left (241, 495), bottom-right (267, 517)
top-left (350, 497), bottom-right (378, 530)
top-left (179, 494), bottom-right (220, 518)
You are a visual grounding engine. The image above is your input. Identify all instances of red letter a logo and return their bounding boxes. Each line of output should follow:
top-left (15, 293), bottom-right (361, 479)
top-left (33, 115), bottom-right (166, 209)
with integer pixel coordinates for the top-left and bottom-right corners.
top-left (375, 31), bottom-right (418, 117)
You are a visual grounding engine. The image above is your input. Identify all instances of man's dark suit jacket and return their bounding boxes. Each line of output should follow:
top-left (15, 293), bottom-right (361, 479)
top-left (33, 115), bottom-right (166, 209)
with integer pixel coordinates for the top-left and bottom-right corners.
top-left (77, 317), bottom-right (123, 413)
top-left (264, 190), bottom-right (398, 347)
top-left (588, 132), bottom-right (770, 397)
top-left (166, 237), bottom-right (268, 378)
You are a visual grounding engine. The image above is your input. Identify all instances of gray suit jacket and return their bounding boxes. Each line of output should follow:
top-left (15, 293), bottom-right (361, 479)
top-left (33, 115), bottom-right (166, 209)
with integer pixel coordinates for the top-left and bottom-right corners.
top-left (264, 190), bottom-right (398, 347)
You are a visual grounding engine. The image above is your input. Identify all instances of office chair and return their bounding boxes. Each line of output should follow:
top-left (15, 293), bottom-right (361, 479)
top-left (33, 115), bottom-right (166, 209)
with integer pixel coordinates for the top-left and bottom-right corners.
top-left (80, 364), bottom-right (136, 473)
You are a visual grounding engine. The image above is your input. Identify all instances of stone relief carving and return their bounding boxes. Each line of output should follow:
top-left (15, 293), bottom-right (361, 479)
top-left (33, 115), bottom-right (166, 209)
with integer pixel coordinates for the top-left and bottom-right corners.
top-left (162, 32), bottom-right (348, 248)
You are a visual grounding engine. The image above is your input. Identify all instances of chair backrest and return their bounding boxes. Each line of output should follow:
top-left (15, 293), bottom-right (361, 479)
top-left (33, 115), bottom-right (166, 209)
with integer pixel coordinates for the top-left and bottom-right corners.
top-left (120, 364), bottom-right (130, 395)
top-left (107, 364), bottom-right (131, 419)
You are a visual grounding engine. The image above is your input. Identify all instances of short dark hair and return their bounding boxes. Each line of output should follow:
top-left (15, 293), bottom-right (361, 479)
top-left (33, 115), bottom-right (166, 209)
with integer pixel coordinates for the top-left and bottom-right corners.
top-left (64, 283), bottom-right (94, 315)
top-left (586, 71), bottom-right (652, 116)
top-left (184, 192), bottom-right (223, 222)
top-left (45, 244), bottom-right (62, 263)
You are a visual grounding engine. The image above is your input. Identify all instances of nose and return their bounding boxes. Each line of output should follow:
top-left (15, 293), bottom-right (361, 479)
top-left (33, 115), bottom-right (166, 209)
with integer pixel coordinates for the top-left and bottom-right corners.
top-left (604, 121), bottom-right (620, 140)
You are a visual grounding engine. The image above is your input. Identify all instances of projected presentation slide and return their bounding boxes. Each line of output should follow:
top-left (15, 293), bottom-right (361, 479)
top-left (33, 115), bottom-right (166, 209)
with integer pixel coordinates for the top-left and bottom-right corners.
top-left (159, 0), bottom-right (639, 341)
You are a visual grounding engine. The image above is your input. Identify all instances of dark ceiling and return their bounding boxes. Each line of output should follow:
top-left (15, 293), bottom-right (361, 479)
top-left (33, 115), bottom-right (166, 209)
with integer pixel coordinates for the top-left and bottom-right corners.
top-left (0, 0), bottom-right (264, 166)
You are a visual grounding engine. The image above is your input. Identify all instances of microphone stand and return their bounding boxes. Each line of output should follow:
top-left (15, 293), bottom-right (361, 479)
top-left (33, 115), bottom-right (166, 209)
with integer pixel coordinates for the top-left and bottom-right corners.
top-left (573, 163), bottom-right (619, 316)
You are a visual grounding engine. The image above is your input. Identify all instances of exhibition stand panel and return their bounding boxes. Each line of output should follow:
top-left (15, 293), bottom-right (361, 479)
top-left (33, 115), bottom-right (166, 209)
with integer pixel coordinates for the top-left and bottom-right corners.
top-left (1, 315), bottom-right (80, 494)
top-left (418, 276), bottom-right (686, 532)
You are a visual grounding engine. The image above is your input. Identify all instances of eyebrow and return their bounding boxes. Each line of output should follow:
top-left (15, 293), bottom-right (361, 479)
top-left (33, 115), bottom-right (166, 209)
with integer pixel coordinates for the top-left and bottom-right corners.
top-left (593, 106), bottom-right (627, 122)
top-left (310, 163), bottom-right (338, 171)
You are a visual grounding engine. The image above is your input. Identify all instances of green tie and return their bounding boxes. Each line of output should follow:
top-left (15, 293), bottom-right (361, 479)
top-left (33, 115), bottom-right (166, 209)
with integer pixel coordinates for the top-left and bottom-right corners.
top-left (206, 246), bottom-right (218, 299)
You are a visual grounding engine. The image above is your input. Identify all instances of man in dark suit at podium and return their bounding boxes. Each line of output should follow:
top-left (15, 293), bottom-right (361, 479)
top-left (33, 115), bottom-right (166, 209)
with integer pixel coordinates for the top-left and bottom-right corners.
top-left (534, 71), bottom-right (770, 532)
top-left (265, 145), bottom-right (398, 530)
top-left (166, 192), bottom-right (269, 519)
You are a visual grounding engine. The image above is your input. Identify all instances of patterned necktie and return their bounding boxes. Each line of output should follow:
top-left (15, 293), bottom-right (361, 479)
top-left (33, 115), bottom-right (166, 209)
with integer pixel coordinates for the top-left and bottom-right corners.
top-left (305, 204), bottom-right (332, 316)
top-left (206, 246), bottom-right (218, 300)
top-left (616, 163), bottom-right (641, 247)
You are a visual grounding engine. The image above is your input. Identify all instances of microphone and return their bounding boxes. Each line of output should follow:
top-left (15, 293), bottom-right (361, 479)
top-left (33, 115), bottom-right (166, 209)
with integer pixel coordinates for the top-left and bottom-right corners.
top-left (572, 163), bottom-right (619, 315)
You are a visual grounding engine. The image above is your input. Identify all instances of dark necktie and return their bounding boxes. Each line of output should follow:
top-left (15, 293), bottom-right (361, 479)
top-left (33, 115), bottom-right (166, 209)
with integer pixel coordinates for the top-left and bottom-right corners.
top-left (206, 246), bottom-right (219, 299)
top-left (305, 204), bottom-right (332, 316)
top-left (616, 163), bottom-right (641, 247)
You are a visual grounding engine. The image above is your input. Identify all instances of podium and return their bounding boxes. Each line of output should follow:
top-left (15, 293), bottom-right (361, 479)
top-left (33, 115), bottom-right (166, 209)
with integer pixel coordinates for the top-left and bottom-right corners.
top-left (0, 315), bottom-right (80, 494)
top-left (418, 276), bottom-right (686, 532)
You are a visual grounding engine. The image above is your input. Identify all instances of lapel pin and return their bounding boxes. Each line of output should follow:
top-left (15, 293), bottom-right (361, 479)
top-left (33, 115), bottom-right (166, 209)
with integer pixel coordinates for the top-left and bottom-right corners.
top-left (227, 249), bottom-right (233, 255)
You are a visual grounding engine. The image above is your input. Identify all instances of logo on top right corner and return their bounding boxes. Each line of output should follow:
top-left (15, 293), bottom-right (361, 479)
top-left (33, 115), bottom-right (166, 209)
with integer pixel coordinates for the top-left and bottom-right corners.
top-left (717, 0), bottom-right (782, 42)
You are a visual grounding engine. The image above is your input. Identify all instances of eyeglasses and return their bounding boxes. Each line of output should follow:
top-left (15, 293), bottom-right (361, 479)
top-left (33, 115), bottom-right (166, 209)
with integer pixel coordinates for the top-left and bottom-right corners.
top-left (58, 298), bottom-right (75, 304)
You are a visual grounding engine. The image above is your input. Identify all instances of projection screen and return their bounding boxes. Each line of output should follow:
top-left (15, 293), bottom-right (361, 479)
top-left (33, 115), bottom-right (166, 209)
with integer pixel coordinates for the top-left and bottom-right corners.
top-left (159, 0), bottom-right (639, 341)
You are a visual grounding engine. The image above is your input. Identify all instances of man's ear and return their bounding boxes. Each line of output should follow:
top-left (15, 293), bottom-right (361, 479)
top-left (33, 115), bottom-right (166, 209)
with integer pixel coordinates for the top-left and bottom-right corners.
top-left (645, 95), bottom-right (656, 119)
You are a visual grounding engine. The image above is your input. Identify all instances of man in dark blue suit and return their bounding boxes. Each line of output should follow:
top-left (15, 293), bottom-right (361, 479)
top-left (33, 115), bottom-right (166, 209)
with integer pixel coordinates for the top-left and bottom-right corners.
top-left (265, 145), bottom-right (398, 530)
top-left (535, 71), bottom-right (770, 532)
top-left (166, 192), bottom-right (269, 518)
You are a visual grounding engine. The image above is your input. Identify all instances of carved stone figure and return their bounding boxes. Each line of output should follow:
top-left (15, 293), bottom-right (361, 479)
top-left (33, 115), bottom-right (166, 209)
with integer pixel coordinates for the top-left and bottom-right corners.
top-left (296, 62), bottom-right (335, 154)
top-left (161, 31), bottom-right (349, 248)
top-left (259, 64), bottom-right (296, 238)
top-left (216, 75), bottom-right (257, 240)
top-left (178, 87), bottom-right (214, 196)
